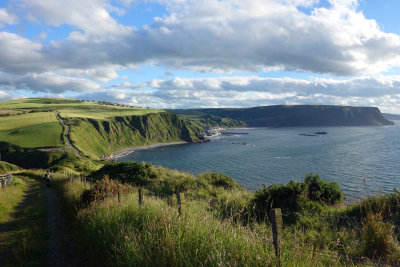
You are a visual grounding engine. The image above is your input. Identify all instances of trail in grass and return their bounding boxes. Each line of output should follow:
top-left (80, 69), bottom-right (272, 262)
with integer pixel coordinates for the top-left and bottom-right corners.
top-left (44, 183), bottom-right (81, 267)
top-left (0, 176), bottom-right (82, 266)
top-left (56, 113), bottom-right (82, 158)
top-left (0, 177), bottom-right (42, 265)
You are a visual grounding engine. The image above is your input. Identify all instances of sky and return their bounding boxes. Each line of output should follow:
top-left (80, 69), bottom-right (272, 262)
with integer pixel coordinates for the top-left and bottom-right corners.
top-left (1, 0), bottom-right (400, 112)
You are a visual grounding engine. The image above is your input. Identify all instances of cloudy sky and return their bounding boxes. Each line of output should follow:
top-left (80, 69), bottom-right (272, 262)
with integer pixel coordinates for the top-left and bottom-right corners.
top-left (1, 0), bottom-right (400, 112)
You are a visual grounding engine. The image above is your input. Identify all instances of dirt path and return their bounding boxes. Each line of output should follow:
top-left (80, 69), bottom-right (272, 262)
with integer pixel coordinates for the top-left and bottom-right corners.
top-left (56, 113), bottom-right (82, 158)
top-left (0, 180), bottom-right (38, 265)
top-left (44, 184), bottom-right (81, 267)
top-left (0, 176), bottom-right (82, 266)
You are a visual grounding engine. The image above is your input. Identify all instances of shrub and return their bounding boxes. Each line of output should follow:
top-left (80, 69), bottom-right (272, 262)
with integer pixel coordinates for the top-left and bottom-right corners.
top-left (253, 180), bottom-right (306, 213)
top-left (358, 213), bottom-right (400, 262)
top-left (199, 172), bottom-right (242, 190)
top-left (252, 174), bottom-right (343, 215)
top-left (304, 174), bottom-right (343, 204)
top-left (81, 176), bottom-right (133, 205)
top-left (89, 161), bottom-right (157, 186)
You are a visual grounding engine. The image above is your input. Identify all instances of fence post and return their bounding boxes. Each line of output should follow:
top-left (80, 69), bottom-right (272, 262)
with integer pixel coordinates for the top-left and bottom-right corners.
top-left (138, 188), bottom-right (143, 206)
top-left (176, 192), bottom-right (182, 216)
top-left (270, 208), bottom-right (283, 266)
top-left (117, 184), bottom-right (121, 204)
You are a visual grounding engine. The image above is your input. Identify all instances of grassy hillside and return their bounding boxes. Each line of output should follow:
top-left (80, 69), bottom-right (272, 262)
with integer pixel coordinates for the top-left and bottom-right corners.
top-left (0, 161), bottom-right (21, 173)
top-left (50, 164), bottom-right (400, 266)
top-left (0, 98), bottom-right (162, 120)
top-left (0, 98), bottom-right (204, 170)
top-left (0, 111), bottom-right (63, 148)
top-left (173, 105), bottom-right (394, 127)
top-left (0, 122), bottom-right (63, 148)
top-left (69, 112), bottom-right (203, 159)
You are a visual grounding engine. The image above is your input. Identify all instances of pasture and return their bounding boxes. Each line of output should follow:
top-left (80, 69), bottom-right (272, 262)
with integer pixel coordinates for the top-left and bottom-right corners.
top-left (0, 98), bottom-right (162, 120)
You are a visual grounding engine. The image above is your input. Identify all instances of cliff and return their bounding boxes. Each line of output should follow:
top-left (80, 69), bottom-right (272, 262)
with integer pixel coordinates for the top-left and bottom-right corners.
top-left (174, 105), bottom-right (394, 127)
top-left (69, 112), bottom-right (204, 159)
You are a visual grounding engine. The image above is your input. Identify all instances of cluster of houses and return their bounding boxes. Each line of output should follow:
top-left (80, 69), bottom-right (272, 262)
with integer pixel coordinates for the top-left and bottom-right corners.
top-left (201, 127), bottom-right (222, 137)
top-left (82, 100), bottom-right (144, 109)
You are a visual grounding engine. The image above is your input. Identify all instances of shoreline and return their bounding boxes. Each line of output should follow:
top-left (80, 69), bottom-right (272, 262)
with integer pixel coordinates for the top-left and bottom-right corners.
top-left (103, 141), bottom-right (189, 160)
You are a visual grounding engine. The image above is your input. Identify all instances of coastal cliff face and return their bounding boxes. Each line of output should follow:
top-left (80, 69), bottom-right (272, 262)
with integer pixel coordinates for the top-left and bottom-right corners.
top-left (174, 105), bottom-right (394, 127)
top-left (69, 112), bottom-right (204, 159)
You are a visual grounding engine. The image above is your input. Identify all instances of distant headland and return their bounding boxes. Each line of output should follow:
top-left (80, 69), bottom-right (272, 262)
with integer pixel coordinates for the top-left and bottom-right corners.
top-left (172, 105), bottom-right (394, 127)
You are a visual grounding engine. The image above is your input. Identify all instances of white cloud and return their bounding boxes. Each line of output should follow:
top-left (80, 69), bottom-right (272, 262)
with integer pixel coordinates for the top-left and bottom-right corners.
top-left (14, 0), bottom-right (130, 37)
top-left (71, 75), bottom-right (400, 113)
top-left (2, 0), bottom-right (400, 112)
top-left (1, 0), bottom-right (399, 77)
top-left (0, 8), bottom-right (18, 27)
top-left (0, 72), bottom-right (101, 93)
top-left (0, 32), bottom-right (44, 74)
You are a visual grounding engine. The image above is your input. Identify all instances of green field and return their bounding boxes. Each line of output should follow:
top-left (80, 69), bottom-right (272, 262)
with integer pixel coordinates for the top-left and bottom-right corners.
top-left (0, 98), bottom-right (203, 167)
top-left (0, 98), bottom-right (162, 120)
top-left (0, 122), bottom-right (63, 148)
top-left (0, 112), bottom-right (58, 131)
top-left (0, 98), bottom-right (164, 149)
top-left (0, 111), bottom-right (62, 148)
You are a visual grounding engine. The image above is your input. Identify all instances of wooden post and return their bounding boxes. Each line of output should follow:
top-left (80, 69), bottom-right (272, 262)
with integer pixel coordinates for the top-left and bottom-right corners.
top-left (270, 208), bottom-right (283, 266)
top-left (176, 192), bottom-right (182, 216)
top-left (138, 188), bottom-right (143, 206)
top-left (117, 184), bottom-right (121, 203)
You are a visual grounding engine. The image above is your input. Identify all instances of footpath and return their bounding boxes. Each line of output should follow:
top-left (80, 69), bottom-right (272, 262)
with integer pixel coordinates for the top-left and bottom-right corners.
top-left (0, 174), bottom-right (81, 266)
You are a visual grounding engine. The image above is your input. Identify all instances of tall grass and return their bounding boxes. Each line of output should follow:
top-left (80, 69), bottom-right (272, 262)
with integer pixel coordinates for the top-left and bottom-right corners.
top-left (0, 176), bottom-right (26, 223)
top-left (0, 174), bottom-right (47, 266)
top-left (52, 172), bottom-right (400, 266)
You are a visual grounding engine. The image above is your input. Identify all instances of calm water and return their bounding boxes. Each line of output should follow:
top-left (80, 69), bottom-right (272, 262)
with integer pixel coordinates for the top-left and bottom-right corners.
top-left (119, 124), bottom-right (400, 200)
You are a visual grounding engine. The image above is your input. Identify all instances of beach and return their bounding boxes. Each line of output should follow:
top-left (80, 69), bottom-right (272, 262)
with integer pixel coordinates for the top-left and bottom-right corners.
top-left (104, 142), bottom-right (189, 160)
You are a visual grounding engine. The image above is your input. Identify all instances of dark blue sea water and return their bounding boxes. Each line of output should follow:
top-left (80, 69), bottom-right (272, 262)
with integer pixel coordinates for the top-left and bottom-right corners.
top-left (119, 124), bottom-right (400, 200)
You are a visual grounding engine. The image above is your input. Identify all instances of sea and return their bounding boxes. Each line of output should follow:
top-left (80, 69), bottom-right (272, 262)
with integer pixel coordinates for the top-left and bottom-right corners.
top-left (119, 123), bottom-right (400, 201)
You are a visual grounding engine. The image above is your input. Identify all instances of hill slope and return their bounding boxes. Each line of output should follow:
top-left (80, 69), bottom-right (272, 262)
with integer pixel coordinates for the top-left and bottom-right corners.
top-left (68, 112), bottom-right (203, 159)
top-left (174, 105), bottom-right (394, 127)
top-left (0, 98), bottom-right (204, 169)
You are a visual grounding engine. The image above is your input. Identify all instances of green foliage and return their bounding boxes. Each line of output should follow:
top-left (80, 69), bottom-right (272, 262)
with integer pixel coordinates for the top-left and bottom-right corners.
top-left (253, 174), bottom-right (343, 214)
top-left (198, 172), bottom-right (243, 190)
top-left (0, 142), bottom-right (83, 170)
top-left (344, 189), bottom-right (400, 226)
top-left (358, 214), bottom-right (400, 261)
top-left (89, 162), bottom-right (157, 186)
top-left (0, 161), bottom-right (22, 173)
top-left (81, 176), bottom-right (134, 205)
top-left (70, 112), bottom-right (204, 159)
top-left (304, 174), bottom-right (343, 204)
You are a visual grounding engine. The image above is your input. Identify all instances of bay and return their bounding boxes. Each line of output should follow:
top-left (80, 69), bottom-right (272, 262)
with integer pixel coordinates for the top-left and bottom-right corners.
top-left (119, 124), bottom-right (400, 201)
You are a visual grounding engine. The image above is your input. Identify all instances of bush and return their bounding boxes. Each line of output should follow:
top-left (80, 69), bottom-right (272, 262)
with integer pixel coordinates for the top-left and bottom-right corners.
top-left (81, 176), bottom-right (133, 205)
top-left (358, 214), bottom-right (400, 262)
top-left (304, 174), bottom-right (343, 204)
top-left (199, 173), bottom-right (242, 190)
top-left (252, 174), bottom-right (343, 215)
top-left (89, 162), bottom-right (157, 186)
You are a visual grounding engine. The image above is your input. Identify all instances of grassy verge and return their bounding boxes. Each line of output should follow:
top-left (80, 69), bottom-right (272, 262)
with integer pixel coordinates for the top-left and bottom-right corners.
top-left (0, 176), bottom-right (26, 223)
top-left (0, 174), bottom-right (47, 266)
top-left (55, 177), bottom-right (362, 266)
top-left (46, 167), bottom-right (400, 266)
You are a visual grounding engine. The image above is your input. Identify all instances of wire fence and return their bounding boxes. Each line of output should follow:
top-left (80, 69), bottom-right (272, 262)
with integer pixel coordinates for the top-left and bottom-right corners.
top-left (0, 173), bottom-right (13, 188)
top-left (66, 175), bottom-right (400, 266)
